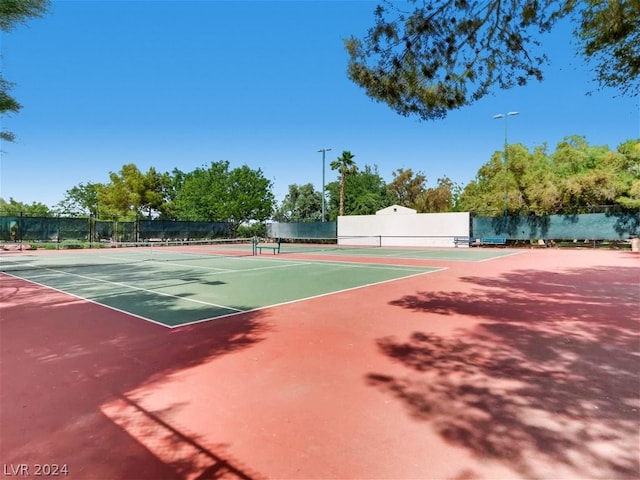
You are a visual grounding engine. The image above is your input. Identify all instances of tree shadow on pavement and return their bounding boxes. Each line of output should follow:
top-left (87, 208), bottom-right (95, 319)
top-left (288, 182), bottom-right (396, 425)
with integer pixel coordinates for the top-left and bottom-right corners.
top-left (370, 266), bottom-right (640, 479)
top-left (0, 276), bottom-right (269, 480)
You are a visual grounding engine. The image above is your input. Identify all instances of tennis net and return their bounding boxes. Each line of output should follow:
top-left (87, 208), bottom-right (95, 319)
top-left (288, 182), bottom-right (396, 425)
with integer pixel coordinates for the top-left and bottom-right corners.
top-left (273, 235), bottom-right (382, 254)
top-left (0, 238), bottom-right (256, 273)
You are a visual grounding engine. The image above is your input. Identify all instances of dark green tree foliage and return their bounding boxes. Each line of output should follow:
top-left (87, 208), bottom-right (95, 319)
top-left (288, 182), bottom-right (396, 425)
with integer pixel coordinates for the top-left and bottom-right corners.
top-left (273, 183), bottom-right (322, 222)
top-left (0, 0), bottom-right (49, 31)
top-left (161, 168), bottom-right (187, 220)
top-left (0, 0), bottom-right (50, 141)
top-left (226, 164), bottom-right (274, 231)
top-left (615, 139), bottom-right (640, 208)
top-left (174, 161), bottom-right (274, 235)
top-left (0, 81), bottom-right (19, 112)
top-left (579, 0), bottom-right (639, 96)
top-left (57, 182), bottom-right (101, 216)
top-left (0, 196), bottom-right (50, 216)
top-left (326, 164), bottom-right (391, 219)
top-left (141, 167), bottom-right (171, 219)
top-left (346, 0), bottom-right (637, 120)
top-left (175, 161), bottom-right (230, 222)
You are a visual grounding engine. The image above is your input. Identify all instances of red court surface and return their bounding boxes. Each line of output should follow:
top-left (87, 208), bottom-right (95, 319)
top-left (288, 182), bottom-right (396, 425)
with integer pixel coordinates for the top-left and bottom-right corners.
top-left (1, 249), bottom-right (639, 479)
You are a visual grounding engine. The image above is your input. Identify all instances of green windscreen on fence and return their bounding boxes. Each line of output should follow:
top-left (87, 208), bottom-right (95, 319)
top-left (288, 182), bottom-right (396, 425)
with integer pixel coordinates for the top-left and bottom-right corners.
top-left (1, 216), bottom-right (233, 243)
top-left (0, 216), bottom-right (90, 242)
top-left (139, 220), bottom-right (230, 240)
top-left (472, 212), bottom-right (640, 240)
top-left (267, 222), bottom-right (337, 239)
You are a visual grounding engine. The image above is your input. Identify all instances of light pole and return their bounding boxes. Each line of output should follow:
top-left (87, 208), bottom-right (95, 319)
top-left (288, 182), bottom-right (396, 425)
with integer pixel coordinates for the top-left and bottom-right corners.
top-left (493, 112), bottom-right (519, 215)
top-left (318, 148), bottom-right (331, 221)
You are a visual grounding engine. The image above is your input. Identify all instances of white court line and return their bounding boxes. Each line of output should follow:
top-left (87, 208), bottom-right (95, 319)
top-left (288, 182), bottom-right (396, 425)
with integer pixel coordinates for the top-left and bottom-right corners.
top-left (130, 256), bottom-right (431, 275)
top-left (475, 249), bottom-right (527, 262)
top-left (351, 249), bottom-right (517, 262)
top-left (172, 267), bottom-right (448, 329)
top-left (146, 258), bottom-right (432, 278)
top-left (287, 246), bottom-right (526, 263)
top-left (147, 260), bottom-right (236, 272)
top-left (93, 253), bottom-right (235, 272)
top-left (150, 257), bottom-right (435, 275)
top-left (244, 256), bottom-right (440, 271)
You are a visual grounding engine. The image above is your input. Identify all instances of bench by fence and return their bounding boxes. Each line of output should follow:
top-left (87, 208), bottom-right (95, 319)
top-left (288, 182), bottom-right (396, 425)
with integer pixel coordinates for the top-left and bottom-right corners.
top-left (480, 237), bottom-right (507, 246)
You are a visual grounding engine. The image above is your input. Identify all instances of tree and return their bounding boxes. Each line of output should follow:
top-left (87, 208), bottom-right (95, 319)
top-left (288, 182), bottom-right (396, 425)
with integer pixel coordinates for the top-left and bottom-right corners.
top-left (458, 136), bottom-right (640, 215)
top-left (551, 136), bottom-right (627, 212)
top-left (0, 0), bottom-right (49, 30)
top-left (387, 168), bottom-right (427, 208)
top-left (414, 176), bottom-right (459, 213)
top-left (226, 164), bottom-right (274, 234)
top-left (345, 1), bottom-right (638, 121)
top-left (173, 161), bottom-right (274, 235)
top-left (579, 0), bottom-right (640, 96)
top-left (57, 182), bottom-right (101, 216)
top-left (0, 196), bottom-right (50, 216)
top-left (99, 164), bottom-right (144, 219)
top-left (141, 167), bottom-right (171, 219)
top-left (174, 161), bottom-right (229, 222)
top-left (0, 0), bottom-right (50, 141)
top-left (161, 168), bottom-right (187, 220)
top-left (517, 145), bottom-right (562, 215)
top-left (330, 150), bottom-right (357, 216)
top-left (614, 139), bottom-right (640, 209)
top-left (0, 78), bottom-right (20, 142)
top-left (273, 183), bottom-right (322, 222)
top-left (326, 164), bottom-right (391, 219)
top-left (97, 164), bottom-right (169, 219)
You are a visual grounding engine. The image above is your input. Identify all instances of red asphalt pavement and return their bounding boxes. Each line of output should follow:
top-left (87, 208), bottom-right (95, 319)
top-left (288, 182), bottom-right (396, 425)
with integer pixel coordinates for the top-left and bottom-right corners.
top-left (1, 248), bottom-right (639, 479)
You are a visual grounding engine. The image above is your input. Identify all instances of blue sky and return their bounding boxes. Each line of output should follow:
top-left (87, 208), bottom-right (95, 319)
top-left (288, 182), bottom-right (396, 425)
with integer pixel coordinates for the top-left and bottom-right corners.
top-left (1, 0), bottom-right (639, 208)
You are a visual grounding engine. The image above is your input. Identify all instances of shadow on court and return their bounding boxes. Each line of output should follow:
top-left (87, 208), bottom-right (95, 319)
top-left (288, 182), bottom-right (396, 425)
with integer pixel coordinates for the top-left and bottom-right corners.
top-left (373, 265), bottom-right (640, 479)
top-left (0, 275), bottom-right (267, 479)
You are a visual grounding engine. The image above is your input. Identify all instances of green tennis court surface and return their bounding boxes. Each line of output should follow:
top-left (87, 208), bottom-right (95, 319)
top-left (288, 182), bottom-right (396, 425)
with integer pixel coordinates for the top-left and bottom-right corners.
top-left (2, 249), bottom-right (442, 328)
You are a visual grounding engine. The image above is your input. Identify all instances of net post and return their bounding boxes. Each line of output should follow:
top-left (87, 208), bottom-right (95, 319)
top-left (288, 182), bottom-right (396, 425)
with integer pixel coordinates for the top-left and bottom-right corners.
top-left (18, 211), bottom-right (23, 251)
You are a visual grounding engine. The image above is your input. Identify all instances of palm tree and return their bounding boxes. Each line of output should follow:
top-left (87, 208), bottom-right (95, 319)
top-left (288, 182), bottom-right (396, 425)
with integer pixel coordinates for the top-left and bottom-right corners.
top-left (330, 150), bottom-right (357, 216)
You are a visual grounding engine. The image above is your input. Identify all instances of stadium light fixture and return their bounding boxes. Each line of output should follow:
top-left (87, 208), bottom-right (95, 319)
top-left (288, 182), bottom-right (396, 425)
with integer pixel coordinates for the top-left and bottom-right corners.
top-left (493, 112), bottom-right (519, 215)
top-left (317, 148), bottom-right (331, 222)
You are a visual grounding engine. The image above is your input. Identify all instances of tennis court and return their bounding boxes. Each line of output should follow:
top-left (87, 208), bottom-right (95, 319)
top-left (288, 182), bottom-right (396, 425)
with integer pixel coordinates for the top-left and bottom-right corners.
top-left (2, 244), bottom-right (637, 480)
top-left (0, 241), bottom-right (450, 327)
